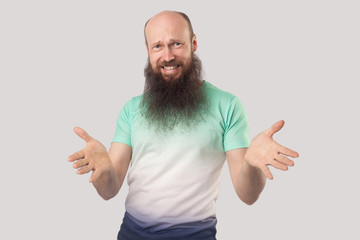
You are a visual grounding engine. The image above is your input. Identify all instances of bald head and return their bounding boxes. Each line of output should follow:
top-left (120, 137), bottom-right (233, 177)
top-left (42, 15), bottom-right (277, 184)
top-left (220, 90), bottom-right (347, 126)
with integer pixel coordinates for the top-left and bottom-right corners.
top-left (144, 11), bottom-right (194, 46)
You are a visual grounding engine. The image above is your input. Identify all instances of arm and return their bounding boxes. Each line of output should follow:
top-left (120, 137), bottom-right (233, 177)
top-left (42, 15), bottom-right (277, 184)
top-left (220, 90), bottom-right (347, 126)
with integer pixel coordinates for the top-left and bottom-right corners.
top-left (68, 127), bottom-right (132, 200)
top-left (226, 120), bottom-right (299, 205)
top-left (226, 148), bottom-right (266, 205)
top-left (91, 142), bottom-right (132, 200)
top-left (102, 142), bottom-right (132, 199)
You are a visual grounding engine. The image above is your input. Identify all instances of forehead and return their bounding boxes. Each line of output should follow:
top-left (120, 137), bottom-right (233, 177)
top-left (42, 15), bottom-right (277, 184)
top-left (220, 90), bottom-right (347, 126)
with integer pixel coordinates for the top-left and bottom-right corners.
top-left (145, 13), bottom-right (190, 44)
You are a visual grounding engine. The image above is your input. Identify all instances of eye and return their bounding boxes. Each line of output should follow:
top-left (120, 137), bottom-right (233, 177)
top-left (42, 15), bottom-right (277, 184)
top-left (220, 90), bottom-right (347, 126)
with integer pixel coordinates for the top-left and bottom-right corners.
top-left (153, 44), bottom-right (161, 50)
top-left (174, 42), bottom-right (182, 47)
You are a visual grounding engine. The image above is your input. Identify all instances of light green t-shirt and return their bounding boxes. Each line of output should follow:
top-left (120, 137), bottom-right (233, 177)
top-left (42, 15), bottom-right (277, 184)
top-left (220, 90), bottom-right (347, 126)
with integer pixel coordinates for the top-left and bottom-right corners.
top-left (113, 81), bottom-right (250, 230)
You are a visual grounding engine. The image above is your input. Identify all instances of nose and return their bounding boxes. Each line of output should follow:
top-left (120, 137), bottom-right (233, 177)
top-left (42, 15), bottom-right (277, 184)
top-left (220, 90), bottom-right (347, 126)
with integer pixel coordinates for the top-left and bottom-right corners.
top-left (163, 47), bottom-right (175, 62)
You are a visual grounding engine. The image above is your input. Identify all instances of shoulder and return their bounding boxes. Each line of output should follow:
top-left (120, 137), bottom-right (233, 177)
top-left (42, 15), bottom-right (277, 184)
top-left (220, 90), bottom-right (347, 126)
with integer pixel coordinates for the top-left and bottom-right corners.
top-left (203, 81), bottom-right (242, 106)
top-left (122, 94), bottom-right (143, 111)
top-left (116, 94), bottom-right (144, 124)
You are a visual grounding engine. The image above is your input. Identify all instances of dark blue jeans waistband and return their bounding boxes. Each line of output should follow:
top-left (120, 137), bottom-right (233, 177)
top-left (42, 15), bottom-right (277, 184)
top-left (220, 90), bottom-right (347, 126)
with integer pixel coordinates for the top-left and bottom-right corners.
top-left (117, 212), bottom-right (217, 240)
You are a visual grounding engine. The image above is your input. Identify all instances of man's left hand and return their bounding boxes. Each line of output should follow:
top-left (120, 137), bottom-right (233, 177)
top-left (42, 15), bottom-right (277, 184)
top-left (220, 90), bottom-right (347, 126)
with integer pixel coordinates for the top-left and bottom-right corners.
top-left (244, 120), bottom-right (299, 180)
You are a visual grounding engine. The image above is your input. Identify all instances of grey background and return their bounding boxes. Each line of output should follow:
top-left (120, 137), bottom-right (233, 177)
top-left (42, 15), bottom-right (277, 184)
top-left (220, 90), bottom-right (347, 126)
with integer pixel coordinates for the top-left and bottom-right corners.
top-left (1, 0), bottom-right (359, 239)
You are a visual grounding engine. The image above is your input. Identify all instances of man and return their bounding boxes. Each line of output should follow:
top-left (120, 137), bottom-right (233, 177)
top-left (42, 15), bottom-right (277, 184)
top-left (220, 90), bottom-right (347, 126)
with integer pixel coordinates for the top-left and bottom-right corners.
top-left (68, 10), bottom-right (299, 240)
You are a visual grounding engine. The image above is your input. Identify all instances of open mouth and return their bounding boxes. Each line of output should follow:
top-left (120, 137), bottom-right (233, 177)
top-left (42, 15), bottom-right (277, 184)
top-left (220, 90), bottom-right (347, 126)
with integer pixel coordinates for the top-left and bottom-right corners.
top-left (162, 65), bottom-right (180, 71)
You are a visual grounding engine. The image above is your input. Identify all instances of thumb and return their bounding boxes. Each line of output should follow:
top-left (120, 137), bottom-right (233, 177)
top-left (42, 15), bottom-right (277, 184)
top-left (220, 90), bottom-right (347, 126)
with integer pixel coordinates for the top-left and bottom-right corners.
top-left (268, 120), bottom-right (285, 136)
top-left (73, 127), bottom-right (93, 143)
top-left (89, 169), bottom-right (100, 183)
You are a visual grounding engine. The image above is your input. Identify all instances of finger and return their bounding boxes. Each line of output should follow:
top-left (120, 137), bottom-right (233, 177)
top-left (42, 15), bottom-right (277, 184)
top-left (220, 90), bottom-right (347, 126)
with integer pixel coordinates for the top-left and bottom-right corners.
top-left (73, 157), bottom-right (89, 169)
top-left (77, 163), bottom-right (94, 175)
top-left (268, 120), bottom-right (285, 136)
top-left (275, 154), bottom-right (295, 167)
top-left (278, 144), bottom-right (299, 158)
top-left (68, 150), bottom-right (85, 162)
top-left (270, 159), bottom-right (289, 171)
top-left (260, 165), bottom-right (273, 180)
top-left (73, 127), bottom-right (93, 143)
top-left (89, 169), bottom-right (100, 183)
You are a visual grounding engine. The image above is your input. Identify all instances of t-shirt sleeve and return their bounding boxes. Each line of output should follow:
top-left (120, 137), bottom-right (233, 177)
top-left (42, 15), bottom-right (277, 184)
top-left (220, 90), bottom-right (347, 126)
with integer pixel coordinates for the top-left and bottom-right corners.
top-left (223, 97), bottom-right (250, 151)
top-left (112, 101), bottom-right (132, 147)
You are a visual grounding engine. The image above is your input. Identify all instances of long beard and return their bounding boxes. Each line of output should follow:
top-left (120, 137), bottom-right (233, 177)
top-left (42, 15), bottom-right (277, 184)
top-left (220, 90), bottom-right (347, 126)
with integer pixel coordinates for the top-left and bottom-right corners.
top-left (141, 54), bottom-right (208, 132)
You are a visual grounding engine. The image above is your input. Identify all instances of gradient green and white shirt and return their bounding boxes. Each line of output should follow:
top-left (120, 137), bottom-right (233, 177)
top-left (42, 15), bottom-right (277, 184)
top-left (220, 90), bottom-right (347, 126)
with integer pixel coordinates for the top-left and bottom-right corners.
top-left (113, 81), bottom-right (250, 230)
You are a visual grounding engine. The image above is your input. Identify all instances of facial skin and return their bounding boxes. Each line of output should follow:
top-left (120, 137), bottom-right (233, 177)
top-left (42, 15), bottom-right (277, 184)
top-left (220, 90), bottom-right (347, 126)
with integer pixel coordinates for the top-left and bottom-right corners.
top-left (145, 11), bottom-right (198, 81)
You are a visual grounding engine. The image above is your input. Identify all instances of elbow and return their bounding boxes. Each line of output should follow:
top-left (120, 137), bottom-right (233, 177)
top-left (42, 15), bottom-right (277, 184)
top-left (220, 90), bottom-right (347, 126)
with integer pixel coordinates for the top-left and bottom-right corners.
top-left (101, 193), bottom-right (116, 201)
top-left (236, 179), bottom-right (266, 205)
top-left (242, 198), bottom-right (257, 206)
top-left (238, 193), bottom-right (260, 206)
top-left (97, 188), bottom-right (120, 201)
top-left (102, 196), bottom-right (112, 201)
top-left (95, 182), bottom-right (121, 201)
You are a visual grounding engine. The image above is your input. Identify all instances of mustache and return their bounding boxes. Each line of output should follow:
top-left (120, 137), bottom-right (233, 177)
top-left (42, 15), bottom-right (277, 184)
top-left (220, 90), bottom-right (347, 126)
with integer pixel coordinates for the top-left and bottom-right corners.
top-left (158, 59), bottom-right (183, 68)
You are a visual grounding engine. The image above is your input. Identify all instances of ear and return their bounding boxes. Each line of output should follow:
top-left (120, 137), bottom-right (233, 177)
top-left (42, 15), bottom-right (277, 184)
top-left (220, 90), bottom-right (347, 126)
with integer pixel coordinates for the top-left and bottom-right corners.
top-left (145, 42), bottom-right (149, 56)
top-left (192, 34), bottom-right (198, 52)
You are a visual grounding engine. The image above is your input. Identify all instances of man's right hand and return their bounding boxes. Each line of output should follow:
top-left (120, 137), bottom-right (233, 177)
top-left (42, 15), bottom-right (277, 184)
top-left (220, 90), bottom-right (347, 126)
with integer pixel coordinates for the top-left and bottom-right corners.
top-left (68, 127), bottom-right (113, 183)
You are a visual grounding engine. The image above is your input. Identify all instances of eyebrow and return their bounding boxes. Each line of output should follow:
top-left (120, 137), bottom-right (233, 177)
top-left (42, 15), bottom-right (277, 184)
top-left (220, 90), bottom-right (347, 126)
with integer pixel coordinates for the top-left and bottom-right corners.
top-left (150, 39), bottom-right (185, 47)
top-left (168, 38), bottom-right (184, 43)
top-left (151, 41), bottom-right (161, 47)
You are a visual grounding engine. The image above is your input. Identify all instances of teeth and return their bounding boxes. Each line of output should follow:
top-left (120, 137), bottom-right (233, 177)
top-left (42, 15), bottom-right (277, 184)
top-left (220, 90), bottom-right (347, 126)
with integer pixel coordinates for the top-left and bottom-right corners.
top-left (164, 66), bottom-right (177, 70)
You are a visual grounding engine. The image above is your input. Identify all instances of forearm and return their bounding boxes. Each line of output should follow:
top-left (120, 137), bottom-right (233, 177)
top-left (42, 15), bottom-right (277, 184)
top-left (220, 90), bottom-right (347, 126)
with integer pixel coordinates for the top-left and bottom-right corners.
top-left (236, 159), bottom-right (266, 205)
top-left (92, 166), bottom-right (121, 200)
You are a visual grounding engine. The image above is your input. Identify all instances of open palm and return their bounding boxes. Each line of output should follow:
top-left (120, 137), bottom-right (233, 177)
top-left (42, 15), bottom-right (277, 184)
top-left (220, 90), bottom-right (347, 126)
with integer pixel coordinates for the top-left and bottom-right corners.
top-left (244, 120), bottom-right (299, 179)
top-left (68, 127), bottom-right (112, 183)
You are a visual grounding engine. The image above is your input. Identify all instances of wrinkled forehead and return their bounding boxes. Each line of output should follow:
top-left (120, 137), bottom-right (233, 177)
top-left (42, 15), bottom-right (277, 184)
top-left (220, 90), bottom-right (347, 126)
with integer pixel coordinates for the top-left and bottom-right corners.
top-left (145, 13), bottom-right (191, 44)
